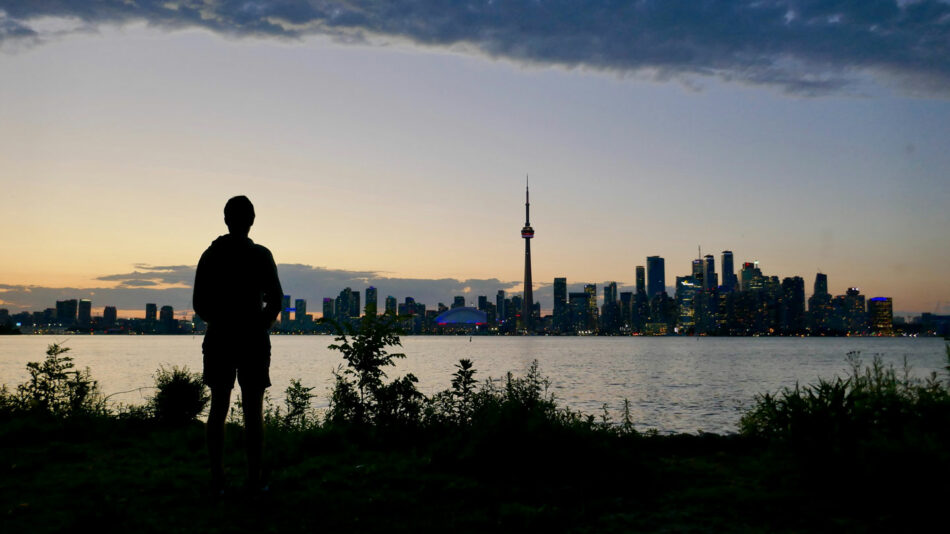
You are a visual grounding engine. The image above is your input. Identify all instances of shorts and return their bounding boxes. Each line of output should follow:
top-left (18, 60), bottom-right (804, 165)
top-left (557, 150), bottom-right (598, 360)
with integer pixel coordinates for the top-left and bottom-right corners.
top-left (202, 351), bottom-right (272, 392)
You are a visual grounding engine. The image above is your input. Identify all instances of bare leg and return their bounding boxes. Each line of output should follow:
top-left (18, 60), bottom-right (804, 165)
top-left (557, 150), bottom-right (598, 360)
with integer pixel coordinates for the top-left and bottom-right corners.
top-left (207, 386), bottom-right (232, 490)
top-left (241, 387), bottom-right (265, 487)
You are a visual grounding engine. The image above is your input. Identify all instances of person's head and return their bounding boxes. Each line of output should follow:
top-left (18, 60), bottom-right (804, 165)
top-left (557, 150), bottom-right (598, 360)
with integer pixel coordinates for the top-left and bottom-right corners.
top-left (224, 196), bottom-right (255, 235)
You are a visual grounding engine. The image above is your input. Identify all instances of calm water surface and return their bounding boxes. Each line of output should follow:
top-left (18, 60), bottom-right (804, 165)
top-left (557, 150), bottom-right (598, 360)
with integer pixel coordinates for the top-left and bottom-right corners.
top-left (1, 335), bottom-right (945, 434)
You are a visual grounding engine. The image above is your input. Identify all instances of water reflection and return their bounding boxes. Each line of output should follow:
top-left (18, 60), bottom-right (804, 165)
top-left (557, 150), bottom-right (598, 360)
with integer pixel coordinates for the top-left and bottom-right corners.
top-left (0, 336), bottom-right (944, 434)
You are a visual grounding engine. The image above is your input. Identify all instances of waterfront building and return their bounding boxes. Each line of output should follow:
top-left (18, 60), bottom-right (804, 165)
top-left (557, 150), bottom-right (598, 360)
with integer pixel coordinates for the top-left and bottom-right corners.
top-left (568, 292), bottom-right (590, 333)
top-left (601, 282), bottom-right (620, 333)
top-left (647, 256), bottom-right (666, 298)
top-left (814, 273), bottom-right (828, 295)
top-left (496, 290), bottom-right (506, 325)
top-left (102, 306), bottom-right (117, 327)
top-left (365, 287), bottom-right (378, 316)
top-left (703, 255), bottom-right (718, 291)
top-left (553, 277), bottom-right (567, 333)
top-left (385, 296), bottom-right (397, 316)
top-left (620, 292), bottom-right (633, 331)
top-left (868, 297), bottom-right (893, 334)
top-left (676, 276), bottom-right (701, 332)
top-left (585, 284), bottom-right (598, 331)
top-left (721, 251), bottom-right (736, 292)
top-left (160, 305), bottom-right (175, 333)
top-left (322, 298), bottom-right (334, 321)
top-left (521, 179), bottom-right (535, 332)
top-left (295, 299), bottom-right (307, 324)
top-left (780, 277), bottom-right (806, 333)
top-left (280, 295), bottom-right (292, 329)
top-left (349, 291), bottom-right (360, 319)
top-left (844, 287), bottom-right (867, 333)
top-left (636, 266), bottom-right (646, 295)
top-left (56, 299), bottom-right (78, 326)
top-left (808, 273), bottom-right (833, 333)
top-left (145, 303), bottom-right (157, 322)
top-left (453, 296), bottom-right (466, 309)
top-left (477, 296), bottom-right (489, 311)
top-left (691, 259), bottom-right (704, 282)
top-left (78, 299), bottom-right (92, 327)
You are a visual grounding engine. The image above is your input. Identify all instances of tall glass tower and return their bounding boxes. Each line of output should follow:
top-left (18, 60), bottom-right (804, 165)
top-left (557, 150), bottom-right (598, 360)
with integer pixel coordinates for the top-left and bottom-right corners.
top-left (647, 256), bottom-right (666, 298)
top-left (521, 178), bottom-right (535, 331)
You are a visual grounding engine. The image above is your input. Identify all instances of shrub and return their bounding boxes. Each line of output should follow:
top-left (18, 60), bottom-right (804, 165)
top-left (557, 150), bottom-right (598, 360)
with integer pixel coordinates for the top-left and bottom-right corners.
top-left (265, 379), bottom-right (319, 430)
top-left (149, 366), bottom-right (209, 425)
top-left (739, 351), bottom-right (950, 444)
top-left (326, 313), bottom-right (422, 427)
top-left (10, 343), bottom-right (106, 417)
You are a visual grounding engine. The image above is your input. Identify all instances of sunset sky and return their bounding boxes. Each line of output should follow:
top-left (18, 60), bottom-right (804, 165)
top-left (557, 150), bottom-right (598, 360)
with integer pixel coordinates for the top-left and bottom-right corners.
top-left (1, 1), bottom-right (949, 317)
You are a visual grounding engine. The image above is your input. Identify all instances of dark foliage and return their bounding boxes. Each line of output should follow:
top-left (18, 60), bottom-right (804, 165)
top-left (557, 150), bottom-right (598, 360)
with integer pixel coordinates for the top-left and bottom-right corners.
top-left (740, 348), bottom-right (950, 446)
top-left (148, 366), bottom-right (210, 425)
top-left (0, 343), bottom-right (105, 417)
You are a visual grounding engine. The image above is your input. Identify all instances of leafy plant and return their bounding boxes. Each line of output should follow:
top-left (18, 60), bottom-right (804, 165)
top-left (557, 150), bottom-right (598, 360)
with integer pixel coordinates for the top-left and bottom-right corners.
top-left (11, 343), bottom-right (106, 417)
top-left (148, 365), bottom-right (209, 425)
top-left (326, 313), bottom-right (422, 427)
top-left (265, 379), bottom-right (319, 430)
top-left (739, 351), bottom-right (950, 443)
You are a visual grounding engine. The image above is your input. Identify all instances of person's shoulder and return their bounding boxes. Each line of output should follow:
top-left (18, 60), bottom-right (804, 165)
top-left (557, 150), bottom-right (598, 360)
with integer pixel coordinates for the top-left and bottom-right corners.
top-left (249, 241), bottom-right (275, 261)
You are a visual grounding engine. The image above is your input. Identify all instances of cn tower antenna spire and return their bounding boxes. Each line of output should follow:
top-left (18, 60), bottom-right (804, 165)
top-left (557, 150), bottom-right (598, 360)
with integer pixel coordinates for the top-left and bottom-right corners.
top-left (525, 174), bottom-right (530, 225)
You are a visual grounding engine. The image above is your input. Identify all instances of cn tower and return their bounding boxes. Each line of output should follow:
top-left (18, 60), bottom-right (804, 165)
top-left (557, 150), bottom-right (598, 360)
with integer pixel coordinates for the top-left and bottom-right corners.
top-left (521, 176), bottom-right (534, 332)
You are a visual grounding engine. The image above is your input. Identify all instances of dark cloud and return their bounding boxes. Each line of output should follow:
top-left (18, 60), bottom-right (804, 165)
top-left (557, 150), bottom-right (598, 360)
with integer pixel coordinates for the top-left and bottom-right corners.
top-left (96, 264), bottom-right (196, 288)
top-left (1, 263), bottom-right (523, 314)
top-left (2, 1), bottom-right (949, 94)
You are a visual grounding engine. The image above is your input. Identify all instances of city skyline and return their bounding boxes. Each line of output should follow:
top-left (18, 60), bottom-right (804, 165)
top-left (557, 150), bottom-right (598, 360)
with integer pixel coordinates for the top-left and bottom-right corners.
top-left (1, 3), bottom-right (949, 317)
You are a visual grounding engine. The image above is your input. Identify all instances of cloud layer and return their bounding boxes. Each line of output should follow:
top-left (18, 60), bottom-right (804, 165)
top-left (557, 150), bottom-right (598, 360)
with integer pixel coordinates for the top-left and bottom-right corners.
top-left (0, 263), bottom-right (523, 316)
top-left (2, 1), bottom-right (949, 94)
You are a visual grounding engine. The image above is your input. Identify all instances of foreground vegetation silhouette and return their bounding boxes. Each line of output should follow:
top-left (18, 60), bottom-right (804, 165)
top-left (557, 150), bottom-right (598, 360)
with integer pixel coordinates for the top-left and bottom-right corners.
top-left (2, 320), bottom-right (949, 532)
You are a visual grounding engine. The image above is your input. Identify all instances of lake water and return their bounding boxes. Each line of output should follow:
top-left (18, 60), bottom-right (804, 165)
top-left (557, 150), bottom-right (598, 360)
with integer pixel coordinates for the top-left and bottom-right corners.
top-left (1, 335), bottom-right (946, 434)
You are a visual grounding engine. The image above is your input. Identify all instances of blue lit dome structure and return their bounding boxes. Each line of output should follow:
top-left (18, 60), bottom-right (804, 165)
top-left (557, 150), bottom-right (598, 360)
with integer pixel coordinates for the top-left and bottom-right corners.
top-left (434, 307), bottom-right (488, 326)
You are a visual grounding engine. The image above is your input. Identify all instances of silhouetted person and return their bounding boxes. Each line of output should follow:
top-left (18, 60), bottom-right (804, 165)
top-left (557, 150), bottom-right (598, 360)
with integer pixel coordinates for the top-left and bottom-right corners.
top-left (193, 195), bottom-right (282, 493)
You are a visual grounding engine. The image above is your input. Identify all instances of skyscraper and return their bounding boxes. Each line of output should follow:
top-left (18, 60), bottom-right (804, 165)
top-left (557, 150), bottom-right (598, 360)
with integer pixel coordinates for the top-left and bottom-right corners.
top-left (496, 290), bottom-right (506, 324)
top-left (721, 251), bottom-right (736, 292)
top-left (365, 286), bottom-right (378, 316)
top-left (145, 303), bottom-right (157, 322)
top-left (323, 298), bottom-right (334, 320)
top-left (160, 305), bottom-right (175, 333)
top-left (281, 295), bottom-right (291, 329)
top-left (636, 266), bottom-right (646, 295)
top-left (102, 306), bottom-right (117, 327)
top-left (521, 178), bottom-right (535, 331)
top-left (295, 299), bottom-right (307, 323)
top-left (385, 296), bottom-right (397, 315)
top-left (691, 258), bottom-right (704, 282)
top-left (646, 256), bottom-right (666, 298)
top-left (808, 273), bottom-right (833, 333)
top-left (453, 296), bottom-right (466, 309)
top-left (78, 299), bottom-right (92, 327)
top-left (54, 299), bottom-right (77, 326)
top-left (584, 283), bottom-right (598, 331)
top-left (814, 273), bottom-right (828, 296)
top-left (780, 277), bottom-right (806, 333)
top-left (703, 255), bottom-right (717, 291)
top-left (868, 297), bottom-right (893, 334)
top-left (349, 291), bottom-right (360, 318)
top-left (553, 277), bottom-right (567, 332)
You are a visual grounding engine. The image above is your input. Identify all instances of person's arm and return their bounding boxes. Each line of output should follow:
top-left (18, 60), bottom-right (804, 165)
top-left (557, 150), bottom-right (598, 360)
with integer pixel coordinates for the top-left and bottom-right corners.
top-left (193, 252), bottom-right (214, 324)
top-left (260, 249), bottom-right (283, 329)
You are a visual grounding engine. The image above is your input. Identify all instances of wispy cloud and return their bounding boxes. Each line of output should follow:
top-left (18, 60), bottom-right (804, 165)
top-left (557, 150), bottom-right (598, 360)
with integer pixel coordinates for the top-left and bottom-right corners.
top-left (2, 1), bottom-right (949, 95)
